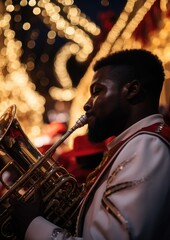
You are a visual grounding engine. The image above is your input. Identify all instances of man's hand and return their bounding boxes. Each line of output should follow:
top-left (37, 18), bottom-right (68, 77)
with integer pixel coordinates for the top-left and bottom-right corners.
top-left (10, 188), bottom-right (45, 239)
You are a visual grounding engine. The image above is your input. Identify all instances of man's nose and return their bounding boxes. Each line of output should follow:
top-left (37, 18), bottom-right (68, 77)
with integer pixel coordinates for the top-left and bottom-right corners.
top-left (83, 98), bottom-right (92, 112)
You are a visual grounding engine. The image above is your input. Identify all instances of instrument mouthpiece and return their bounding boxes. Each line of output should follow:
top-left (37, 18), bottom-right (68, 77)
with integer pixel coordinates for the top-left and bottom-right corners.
top-left (73, 114), bottom-right (87, 130)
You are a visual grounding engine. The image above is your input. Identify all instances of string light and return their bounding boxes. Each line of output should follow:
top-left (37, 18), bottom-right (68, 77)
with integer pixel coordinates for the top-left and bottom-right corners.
top-left (37, 0), bottom-right (100, 100)
top-left (111, 0), bottom-right (156, 51)
top-left (1, 0), bottom-right (102, 144)
top-left (5, 0), bottom-right (101, 102)
top-left (0, 10), bottom-right (45, 140)
top-left (124, 2), bottom-right (170, 106)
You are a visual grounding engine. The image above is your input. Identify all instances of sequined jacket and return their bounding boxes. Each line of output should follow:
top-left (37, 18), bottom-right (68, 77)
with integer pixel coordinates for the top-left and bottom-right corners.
top-left (25, 114), bottom-right (170, 240)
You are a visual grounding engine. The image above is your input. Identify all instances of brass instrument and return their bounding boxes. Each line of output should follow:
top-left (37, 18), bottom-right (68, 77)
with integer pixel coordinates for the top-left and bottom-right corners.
top-left (0, 105), bottom-right (87, 239)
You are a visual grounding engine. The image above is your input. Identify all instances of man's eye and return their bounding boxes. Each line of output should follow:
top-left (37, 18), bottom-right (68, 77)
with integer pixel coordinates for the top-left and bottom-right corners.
top-left (92, 88), bottom-right (101, 96)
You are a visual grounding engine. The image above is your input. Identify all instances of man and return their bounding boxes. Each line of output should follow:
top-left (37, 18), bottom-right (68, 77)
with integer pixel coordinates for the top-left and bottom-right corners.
top-left (12, 49), bottom-right (170, 239)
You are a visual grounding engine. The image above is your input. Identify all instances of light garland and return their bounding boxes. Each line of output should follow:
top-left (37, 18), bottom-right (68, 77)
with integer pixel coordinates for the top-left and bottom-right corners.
top-left (124, 1), bottom-right (170, 106)
top-left (111, 0), bottom-right (157, 51)
top-left (0, 9), bottom-right (45, 140)
top-left (37, 0), bottom-right (100, 101)
top-left (5, 0), bottom-right (101, 102)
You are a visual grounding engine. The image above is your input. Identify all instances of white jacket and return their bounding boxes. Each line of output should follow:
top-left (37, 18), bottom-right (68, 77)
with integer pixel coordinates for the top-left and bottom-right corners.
top-left (25, 114), bottom-right (170, 240)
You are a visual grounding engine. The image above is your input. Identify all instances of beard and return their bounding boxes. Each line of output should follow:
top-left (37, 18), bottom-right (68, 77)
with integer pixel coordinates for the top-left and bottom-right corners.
top-left (87, 106), bottom-right (126, 143)
top-left (88, 127), bottom-right (107, 143)
top-left (87, 114), bottom-right (116, 143)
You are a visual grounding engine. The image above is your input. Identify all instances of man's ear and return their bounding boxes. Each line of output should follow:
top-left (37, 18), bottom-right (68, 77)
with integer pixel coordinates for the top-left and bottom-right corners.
top-left (124, 80), bottom-right (141, 100)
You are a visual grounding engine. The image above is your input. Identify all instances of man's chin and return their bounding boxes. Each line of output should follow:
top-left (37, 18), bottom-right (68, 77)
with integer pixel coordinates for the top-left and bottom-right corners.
top-left (87, 130), bottom-right (107, 143)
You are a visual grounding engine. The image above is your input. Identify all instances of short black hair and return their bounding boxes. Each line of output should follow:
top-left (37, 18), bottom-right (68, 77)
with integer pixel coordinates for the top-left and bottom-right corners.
top-left (94, 49), bottom-right (165, 96)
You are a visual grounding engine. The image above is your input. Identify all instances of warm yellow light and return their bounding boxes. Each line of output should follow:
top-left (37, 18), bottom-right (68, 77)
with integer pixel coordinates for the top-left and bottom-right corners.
top-left (14, 14), bottom-right (22, 22)
top-left (65, 26), bottom-right (75, 35)
top-left (23, 22), bottom-right (31, 30)
top-left (26, 61), bottom-right (35, 71)
top-left (0, 7), bottom-right (45, 141)
top-left (27, 40), bottom-right (35, 48)
top-left (6, 5), bottom-right (15, 12)
top-left (33, 7), bottom-right (41, 15)
top-left (28, 0), bottom-right (36, 7)
top-left (49, 87), bottom-right (76, 101)
top-left (40, 53), bottom-right (49, 63)
top-left (20, 0), bottom-right (28, 7)
top-left (56, 18), bottom-right (66, 30)
top-left (47, 30), bottom-right (56, 39)
top-left (69, 43), bottom-right (79, 54)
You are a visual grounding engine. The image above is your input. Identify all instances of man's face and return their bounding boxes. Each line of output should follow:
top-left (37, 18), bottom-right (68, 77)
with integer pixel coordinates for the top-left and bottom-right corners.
top-left (84, 65), bottom-right (129, 142)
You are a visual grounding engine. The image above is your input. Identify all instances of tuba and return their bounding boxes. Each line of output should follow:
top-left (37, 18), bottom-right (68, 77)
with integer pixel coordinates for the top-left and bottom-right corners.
top-left (0, 105), bottom-right (87, 239)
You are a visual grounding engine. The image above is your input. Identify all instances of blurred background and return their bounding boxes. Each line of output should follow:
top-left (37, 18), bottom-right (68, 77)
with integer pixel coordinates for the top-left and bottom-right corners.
top-left (0, 0), bottom-right (170, 148)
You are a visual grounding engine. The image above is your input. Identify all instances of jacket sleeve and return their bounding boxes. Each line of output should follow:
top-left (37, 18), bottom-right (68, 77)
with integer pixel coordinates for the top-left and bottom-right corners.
top-left (25, 216), bottom-right (82, 240)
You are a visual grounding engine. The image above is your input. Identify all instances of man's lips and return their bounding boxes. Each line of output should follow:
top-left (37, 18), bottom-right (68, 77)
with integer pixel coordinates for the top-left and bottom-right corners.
top-left (86, 115), bottom-right (95, 126)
